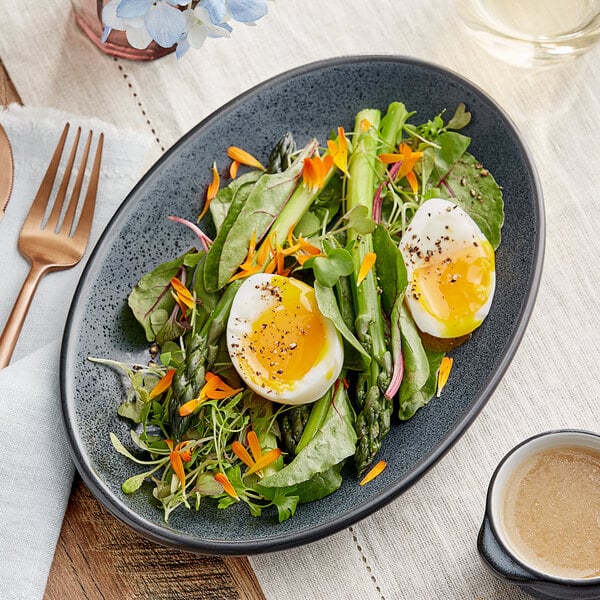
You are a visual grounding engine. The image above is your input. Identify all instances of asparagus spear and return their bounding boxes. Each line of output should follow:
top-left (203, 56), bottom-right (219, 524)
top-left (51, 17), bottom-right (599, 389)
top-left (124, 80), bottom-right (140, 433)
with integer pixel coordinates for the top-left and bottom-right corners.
top-left (294, 388), bottom-right (332, 455)
top-left (345, 109), bottom-right (391, 473)
top-left (346, 105), bottom-right (417, 473)
top-left (266, 132), bottom-right (297, 173)
top-left (170, 279), bottom-right (242, 440)
top-left (280, 405), bottom-right (311, 455)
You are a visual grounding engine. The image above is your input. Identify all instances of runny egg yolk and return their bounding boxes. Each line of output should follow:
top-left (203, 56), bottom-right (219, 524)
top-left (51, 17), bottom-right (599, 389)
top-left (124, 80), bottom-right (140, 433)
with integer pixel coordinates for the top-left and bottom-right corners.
top-left (410, 239), bottom-right (495, 337)
top-left (237, 277), bottom-right (328, 392)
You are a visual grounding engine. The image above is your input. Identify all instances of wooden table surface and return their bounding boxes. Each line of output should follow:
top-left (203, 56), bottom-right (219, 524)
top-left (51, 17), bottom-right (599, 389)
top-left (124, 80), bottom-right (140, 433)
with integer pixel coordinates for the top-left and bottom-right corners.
top-left (0, 57), bottom-right (265, 600)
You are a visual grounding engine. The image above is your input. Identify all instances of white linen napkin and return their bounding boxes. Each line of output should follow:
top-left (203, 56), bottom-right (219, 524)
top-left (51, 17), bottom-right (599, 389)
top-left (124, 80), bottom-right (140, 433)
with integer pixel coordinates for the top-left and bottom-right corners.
top-left (0, 105), bottom-right (151, 600)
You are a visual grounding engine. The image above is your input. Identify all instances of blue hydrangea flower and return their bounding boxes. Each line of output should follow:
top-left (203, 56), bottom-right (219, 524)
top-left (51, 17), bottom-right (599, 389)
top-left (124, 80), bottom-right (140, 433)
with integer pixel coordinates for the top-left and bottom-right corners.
top-left (101, 0), bottom-right (271, 57)
top-left (193, 6), bottom-right (233, 38)
top-left (115, 0), bottom-right (153, 19)
top-left (200, 0), bottom-right (268, 24)
top-left (229, 0), bottom-right (269, 23)
top-left (145, 2), bottom-right (187, 48)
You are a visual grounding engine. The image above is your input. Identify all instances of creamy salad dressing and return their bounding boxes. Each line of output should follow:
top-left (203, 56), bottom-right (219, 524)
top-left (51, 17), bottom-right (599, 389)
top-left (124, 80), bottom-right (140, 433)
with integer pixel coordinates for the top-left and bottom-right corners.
top-left (502, 445), bottom-right (600, 579)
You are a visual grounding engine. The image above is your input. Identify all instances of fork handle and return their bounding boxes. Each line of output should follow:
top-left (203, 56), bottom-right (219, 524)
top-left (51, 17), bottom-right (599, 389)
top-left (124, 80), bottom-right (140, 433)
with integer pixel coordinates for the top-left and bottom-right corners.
top-left (0, 262), bottom-right (49, 369)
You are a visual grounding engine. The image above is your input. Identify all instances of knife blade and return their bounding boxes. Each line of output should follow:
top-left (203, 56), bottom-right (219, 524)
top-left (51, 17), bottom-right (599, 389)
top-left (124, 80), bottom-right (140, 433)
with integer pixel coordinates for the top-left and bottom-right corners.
top-left (0, 123), bottom-right (14, 223)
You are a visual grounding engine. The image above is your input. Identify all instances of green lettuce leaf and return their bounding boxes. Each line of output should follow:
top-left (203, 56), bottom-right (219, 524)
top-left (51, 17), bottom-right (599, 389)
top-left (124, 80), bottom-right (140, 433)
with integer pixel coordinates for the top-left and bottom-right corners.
top-left (259, 385), bottom-right (356, 488)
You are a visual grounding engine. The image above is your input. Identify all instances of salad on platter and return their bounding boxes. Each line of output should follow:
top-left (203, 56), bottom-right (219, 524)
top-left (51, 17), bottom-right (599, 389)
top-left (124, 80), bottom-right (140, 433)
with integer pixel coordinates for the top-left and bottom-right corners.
top-left (95, 101), bottom-right (504, 523)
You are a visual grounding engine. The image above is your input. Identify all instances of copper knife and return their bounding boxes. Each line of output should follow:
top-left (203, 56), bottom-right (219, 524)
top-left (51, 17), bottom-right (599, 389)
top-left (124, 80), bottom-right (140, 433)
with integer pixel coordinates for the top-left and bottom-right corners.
top-left (0, 123), bottom-right (14, 223)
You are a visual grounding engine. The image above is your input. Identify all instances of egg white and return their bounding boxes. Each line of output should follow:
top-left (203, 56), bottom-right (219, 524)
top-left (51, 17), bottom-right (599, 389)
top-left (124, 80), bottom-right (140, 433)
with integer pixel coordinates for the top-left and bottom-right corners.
top-left (400, 197), bottom-right (496, 338)
top-left (226, 273), bottom-right (344, 405)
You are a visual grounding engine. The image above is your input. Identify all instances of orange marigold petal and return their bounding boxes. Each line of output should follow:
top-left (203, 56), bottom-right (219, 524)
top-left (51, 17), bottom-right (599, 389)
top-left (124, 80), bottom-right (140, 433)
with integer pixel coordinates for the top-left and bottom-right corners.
top-left (200, 372), bottom-right (242, 400)
top-left (406, 170), bottom-right (419, 194)
top-left (327, 127), bottom-right (349, 175)
top-left (214, 472), bottom-right (239, 499)
top-left (177, 290), bottom-right (195, 310)
top-left (360, 119), bottom-right (371, 132)
top-left (359, 460), bottom-right (387, 485)
top-left (436, 356), bottom-right (453, 397)
top-left (357, 252), bottom-right (377, 286)
top-left (228, 266), bottom-right (262, 283)
top-left (238, 259), bottom-right (256, 272)
top-left (297, 237), bottom-right (321, 255)
top-left (149, 368), bottom-right (176, 399)
top-left (302, 155), bottom-right (333, 191)
top-left (395, 144), bottom-right (423, 180)
top-left (171, 277), bottom-right (195, 310)
top-left (246, 448), bottom-right (282, 475)
top-left (247, 430), bottom-right (262, 462)
top-left (281, 242), bottom-right (301, 257)
top-left (264, 258), bottom-right (276, 274)
top-left (275, 246), bottom-right (285, 275)
top-left (287, 224), bottom-right (296, 248)
top-left (396, 158), bottom-right (421, 181)
top-left (226, 146), bottom-right (266, 171)
top-left (229, 159), bottom-right (240, 179)
top-left (170, 450), bottom-right (186, 490)
top-left (201, 373), bottom-right (220, 397)
top-left (302, 157), bottom-right (319, 190)
top-left (219, 382), bottom-right (241, 397)
top-left (399, 143), bottom-right (422, 159)
top-left (207, 162), bottom-right (220, 199)
top-left (179, 397), bottom-right (202, 417)
top-left (206, 388), bottom-right (243, 400)
top-left (171, 290), bottom-right (188, 315)
top-left (232, 441), bottom-right (255, 468)
top-left (332, 153), bottom-right (348, 176)
top-left (295, 254), bottom-right (311, 266)
top-left (198, 162), bottom-right (219, 222)
top-left (175, 442), bottom-right (193, 462)
top-left (378, 153), bottom-right (403, 165)
top-left (257, 233), bottom-right (274, 266)
top-left (170, 276), bottom-right (186, 294)
top-left (228, 225), bottom-right (259, 281)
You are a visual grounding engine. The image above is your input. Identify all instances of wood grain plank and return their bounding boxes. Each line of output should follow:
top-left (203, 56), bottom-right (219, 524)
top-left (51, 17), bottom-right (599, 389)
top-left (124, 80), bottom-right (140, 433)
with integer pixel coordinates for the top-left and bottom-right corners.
top-left (45, 478), bottom-right (265, 600)
top-left (0, 58), bottom-right (20, 105)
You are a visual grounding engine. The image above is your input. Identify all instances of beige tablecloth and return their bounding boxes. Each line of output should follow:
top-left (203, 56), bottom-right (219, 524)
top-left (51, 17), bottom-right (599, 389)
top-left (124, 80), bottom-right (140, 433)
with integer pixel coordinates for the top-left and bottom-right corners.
top-left (0, 1), bottom-right (599, 599)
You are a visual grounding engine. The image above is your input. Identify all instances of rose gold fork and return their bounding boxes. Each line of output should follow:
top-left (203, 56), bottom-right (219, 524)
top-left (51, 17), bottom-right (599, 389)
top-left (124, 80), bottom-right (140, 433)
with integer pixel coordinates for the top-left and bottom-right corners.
top-left (0, 123), bottom-right (104, 368)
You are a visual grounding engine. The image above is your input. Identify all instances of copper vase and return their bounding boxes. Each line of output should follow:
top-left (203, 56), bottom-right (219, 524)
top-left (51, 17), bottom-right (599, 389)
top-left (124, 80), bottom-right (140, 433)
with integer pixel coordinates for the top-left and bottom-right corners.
top-left (71, 0), bottom-right (175, 61)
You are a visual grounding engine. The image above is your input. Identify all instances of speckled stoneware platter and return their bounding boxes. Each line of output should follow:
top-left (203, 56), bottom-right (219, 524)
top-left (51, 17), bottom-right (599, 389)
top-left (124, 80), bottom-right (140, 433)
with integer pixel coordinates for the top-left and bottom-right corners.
top-left (61, 56), bottom-right (545, 555)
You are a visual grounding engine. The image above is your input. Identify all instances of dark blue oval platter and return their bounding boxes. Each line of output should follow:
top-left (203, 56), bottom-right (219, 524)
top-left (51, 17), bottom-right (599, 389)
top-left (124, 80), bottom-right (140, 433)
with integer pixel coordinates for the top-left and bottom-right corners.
top-left (61, 56), bottom-right (545, 555)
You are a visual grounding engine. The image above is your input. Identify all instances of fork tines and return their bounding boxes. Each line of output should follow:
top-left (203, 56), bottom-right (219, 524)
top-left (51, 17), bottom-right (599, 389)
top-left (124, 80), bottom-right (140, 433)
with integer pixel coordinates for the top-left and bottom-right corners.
top-left (27, 122), bottom-right (104, 239)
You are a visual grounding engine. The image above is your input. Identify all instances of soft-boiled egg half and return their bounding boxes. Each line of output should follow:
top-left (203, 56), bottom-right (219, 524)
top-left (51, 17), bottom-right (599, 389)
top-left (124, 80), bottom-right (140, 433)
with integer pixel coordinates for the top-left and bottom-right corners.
top-left (226, 274), bottom-right (344, 405)
top-left (400, 197), bottom-right (496, 339)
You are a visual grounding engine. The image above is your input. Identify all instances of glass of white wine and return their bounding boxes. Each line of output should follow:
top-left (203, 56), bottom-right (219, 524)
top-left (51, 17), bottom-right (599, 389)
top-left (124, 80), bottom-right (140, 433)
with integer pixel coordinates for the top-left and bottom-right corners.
top-left (456, 0), bottom-right (600, 67)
